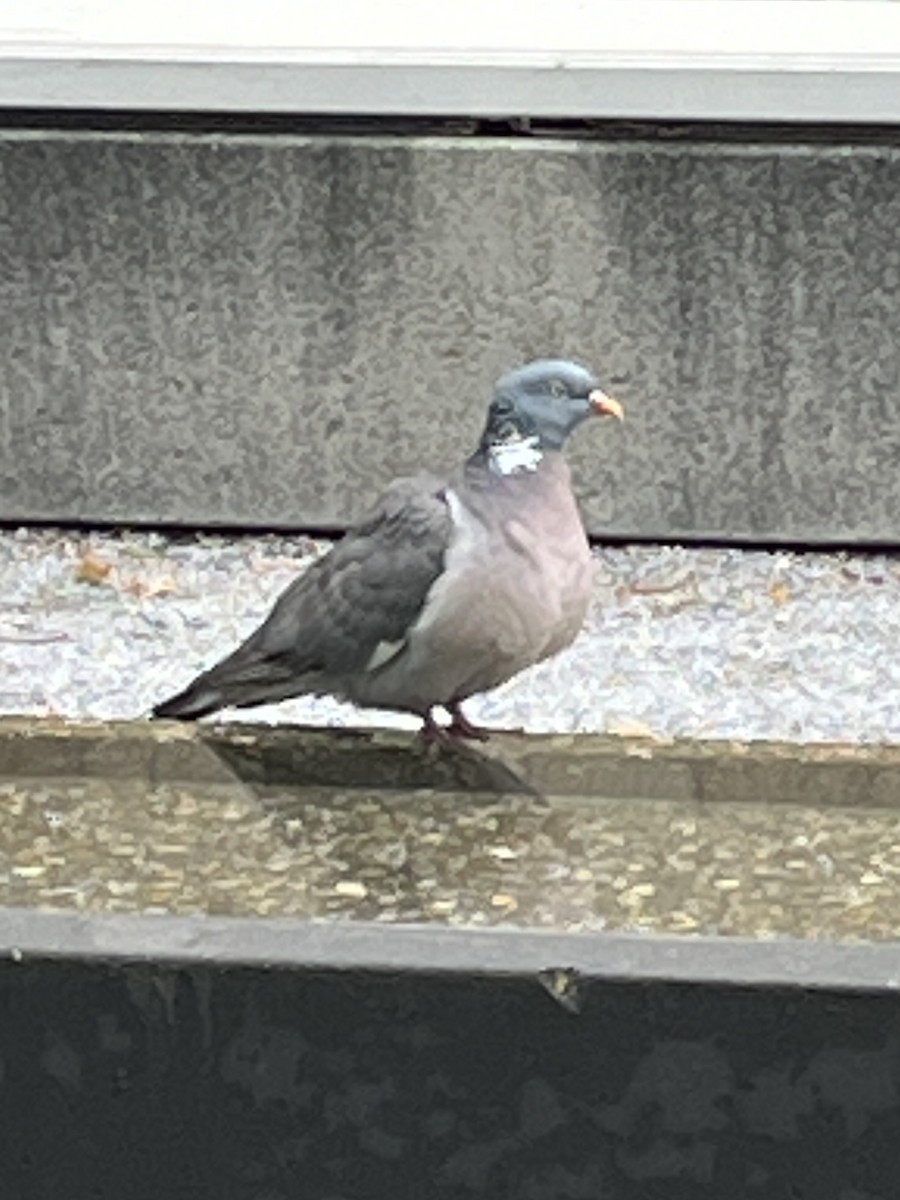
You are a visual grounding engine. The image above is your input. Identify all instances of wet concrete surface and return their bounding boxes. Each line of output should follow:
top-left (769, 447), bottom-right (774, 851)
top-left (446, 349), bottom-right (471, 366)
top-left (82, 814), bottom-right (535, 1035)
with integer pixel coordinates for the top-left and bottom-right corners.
top-left (2, 718), bottom-right (900, 941)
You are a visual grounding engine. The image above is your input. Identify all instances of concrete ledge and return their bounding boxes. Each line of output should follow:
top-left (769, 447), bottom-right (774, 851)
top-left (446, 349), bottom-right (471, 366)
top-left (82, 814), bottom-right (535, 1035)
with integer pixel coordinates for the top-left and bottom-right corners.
top-left (5, 904), bottom-right (900, 995)
top-left (4, 714), bottom-right (900, 942)
top-left (5, 714), bottom-right (900, 1194)
top-left (4, 716), bottom-right (900, 808)
top-left (2, 922), bottom-right (900, 1198)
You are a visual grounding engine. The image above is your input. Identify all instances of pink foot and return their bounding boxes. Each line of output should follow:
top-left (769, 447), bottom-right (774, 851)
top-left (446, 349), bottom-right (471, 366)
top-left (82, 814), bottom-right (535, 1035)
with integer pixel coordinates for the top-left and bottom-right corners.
top-left (420, 710), bottom-right (454, 748)
top-left (447, 703), bottom-right (491, 742)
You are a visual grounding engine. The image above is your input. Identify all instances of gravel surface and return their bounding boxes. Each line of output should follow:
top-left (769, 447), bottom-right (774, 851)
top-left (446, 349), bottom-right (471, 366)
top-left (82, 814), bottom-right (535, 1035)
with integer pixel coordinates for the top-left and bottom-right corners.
top-left (1, 527), bottom-right (898, 744)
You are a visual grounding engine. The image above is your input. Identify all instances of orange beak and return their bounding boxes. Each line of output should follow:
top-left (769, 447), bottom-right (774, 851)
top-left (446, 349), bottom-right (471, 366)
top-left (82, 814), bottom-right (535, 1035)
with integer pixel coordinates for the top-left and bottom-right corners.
top-left (588, 389), bottom-right (625, 421)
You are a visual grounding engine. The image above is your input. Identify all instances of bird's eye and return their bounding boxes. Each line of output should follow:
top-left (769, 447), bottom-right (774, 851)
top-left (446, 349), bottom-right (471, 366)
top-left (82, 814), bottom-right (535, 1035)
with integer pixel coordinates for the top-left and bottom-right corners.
top-left (549, 380), bottom-right (568, 399)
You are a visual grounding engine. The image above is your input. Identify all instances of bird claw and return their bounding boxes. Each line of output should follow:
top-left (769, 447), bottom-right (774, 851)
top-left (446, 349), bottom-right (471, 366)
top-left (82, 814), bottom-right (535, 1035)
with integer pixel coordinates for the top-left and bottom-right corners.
top-left (446, 704), bottom-right (491, 742)
top-left (419, 705), bottom-right (492, 747)
top-left (419, 712), bottom-right (455, 750)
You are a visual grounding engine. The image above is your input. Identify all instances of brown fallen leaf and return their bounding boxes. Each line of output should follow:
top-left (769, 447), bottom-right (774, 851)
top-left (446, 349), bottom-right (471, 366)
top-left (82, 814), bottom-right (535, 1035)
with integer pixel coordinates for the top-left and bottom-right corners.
top-left (769, 581), bottom-right (791, 605)
top-left (120, 576), bottom-right (178, 599)
top-left (75, 549), bottom-right (112, 586)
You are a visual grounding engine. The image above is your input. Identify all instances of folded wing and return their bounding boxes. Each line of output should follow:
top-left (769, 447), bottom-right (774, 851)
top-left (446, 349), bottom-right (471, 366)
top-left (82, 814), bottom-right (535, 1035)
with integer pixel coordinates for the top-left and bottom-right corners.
top-left (153, 475), bottom-right (453, 719)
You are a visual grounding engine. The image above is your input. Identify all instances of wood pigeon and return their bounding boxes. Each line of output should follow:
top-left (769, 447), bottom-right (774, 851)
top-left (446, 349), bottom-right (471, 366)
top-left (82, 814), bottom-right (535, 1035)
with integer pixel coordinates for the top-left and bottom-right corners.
top-left (153, 360), bottom-right (624, 741)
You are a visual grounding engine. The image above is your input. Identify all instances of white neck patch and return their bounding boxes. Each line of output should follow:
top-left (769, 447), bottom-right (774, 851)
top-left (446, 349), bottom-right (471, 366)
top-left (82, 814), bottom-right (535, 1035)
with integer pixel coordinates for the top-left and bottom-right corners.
top-left (488, 436), bottom-right (543, 476)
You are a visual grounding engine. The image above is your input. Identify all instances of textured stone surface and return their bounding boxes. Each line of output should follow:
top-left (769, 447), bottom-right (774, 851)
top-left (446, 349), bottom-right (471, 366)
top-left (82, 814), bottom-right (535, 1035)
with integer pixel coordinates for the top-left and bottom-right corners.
top-left (7, 718), bottom-right (900, 937)
top-left (3, 131), bottom-right (900, 540)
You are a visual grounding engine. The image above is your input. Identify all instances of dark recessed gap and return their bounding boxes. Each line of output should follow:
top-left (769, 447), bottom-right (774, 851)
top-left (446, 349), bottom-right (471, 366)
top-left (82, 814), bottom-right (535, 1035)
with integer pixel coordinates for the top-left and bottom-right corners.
top-left (1, 515), bottom-right (898, 558)
top-left (3, 108), bottom-right (900, 147)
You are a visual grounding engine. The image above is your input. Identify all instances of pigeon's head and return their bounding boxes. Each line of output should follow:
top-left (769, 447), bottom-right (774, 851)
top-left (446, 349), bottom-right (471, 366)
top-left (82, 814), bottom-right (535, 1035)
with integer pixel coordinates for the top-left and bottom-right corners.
top-left (483, 360), bottom-right (624, 460)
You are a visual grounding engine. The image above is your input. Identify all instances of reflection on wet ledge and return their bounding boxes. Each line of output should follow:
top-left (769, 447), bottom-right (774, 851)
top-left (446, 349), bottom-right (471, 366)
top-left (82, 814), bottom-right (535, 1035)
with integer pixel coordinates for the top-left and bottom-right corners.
top-left (2, 717), bottom-right (900, 941)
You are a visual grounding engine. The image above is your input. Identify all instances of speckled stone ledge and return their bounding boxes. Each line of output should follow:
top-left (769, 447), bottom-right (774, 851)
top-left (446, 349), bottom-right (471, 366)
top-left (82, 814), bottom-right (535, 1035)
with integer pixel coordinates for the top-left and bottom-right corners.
top-left (4, 717), bottom-right (900, 941)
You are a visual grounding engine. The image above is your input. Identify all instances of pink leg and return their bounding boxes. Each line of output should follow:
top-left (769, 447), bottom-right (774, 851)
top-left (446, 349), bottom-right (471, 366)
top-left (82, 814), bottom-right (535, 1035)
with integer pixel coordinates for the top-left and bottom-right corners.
top-left (447, 702), bottom-right (491, 742)
top-left (420, 709), bottom-right (453, 747)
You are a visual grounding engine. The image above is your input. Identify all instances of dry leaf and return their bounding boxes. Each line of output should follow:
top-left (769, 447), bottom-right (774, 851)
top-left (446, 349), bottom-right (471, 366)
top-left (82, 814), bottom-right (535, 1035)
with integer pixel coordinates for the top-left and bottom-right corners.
top-left (769, 581), bottom-right (791, 605)
top-left (486, 845), bottom-right (518, 861)
top-left (333, 880), bottom-right (367, 899)
top-left (75, 550), bottom-right (112, 586)
top-left (120, 576), bottom-right (177, 599)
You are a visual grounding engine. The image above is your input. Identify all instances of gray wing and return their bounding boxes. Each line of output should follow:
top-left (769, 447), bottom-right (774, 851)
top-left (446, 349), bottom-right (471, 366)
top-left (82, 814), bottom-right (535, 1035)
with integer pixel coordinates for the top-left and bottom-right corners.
top-left (153, 474), bottom-right (453, 717)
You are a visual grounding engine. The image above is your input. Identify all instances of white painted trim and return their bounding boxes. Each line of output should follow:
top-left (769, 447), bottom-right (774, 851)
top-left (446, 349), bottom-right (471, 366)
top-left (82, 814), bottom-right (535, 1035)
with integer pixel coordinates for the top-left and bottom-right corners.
top-left (3, 2), bottom-right (900, 121)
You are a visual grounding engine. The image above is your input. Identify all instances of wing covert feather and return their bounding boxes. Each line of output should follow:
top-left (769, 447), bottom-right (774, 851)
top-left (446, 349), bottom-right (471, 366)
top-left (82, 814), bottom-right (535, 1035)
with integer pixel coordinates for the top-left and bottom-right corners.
top-left (211, 475), bottom-right (453, 686)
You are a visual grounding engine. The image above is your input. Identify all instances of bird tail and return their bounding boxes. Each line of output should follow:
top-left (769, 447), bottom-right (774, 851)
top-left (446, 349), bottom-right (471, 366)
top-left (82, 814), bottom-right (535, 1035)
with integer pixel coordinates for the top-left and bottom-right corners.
top-left (152, 679), bottom-right (225, 721)
top-left (153, 641), bottom-right (308, 721)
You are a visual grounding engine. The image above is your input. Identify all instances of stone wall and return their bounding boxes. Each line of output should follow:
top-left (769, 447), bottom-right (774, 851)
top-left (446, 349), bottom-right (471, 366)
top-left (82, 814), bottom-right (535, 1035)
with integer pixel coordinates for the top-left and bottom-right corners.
top-left (3, 130), bottom-right (899, 541)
